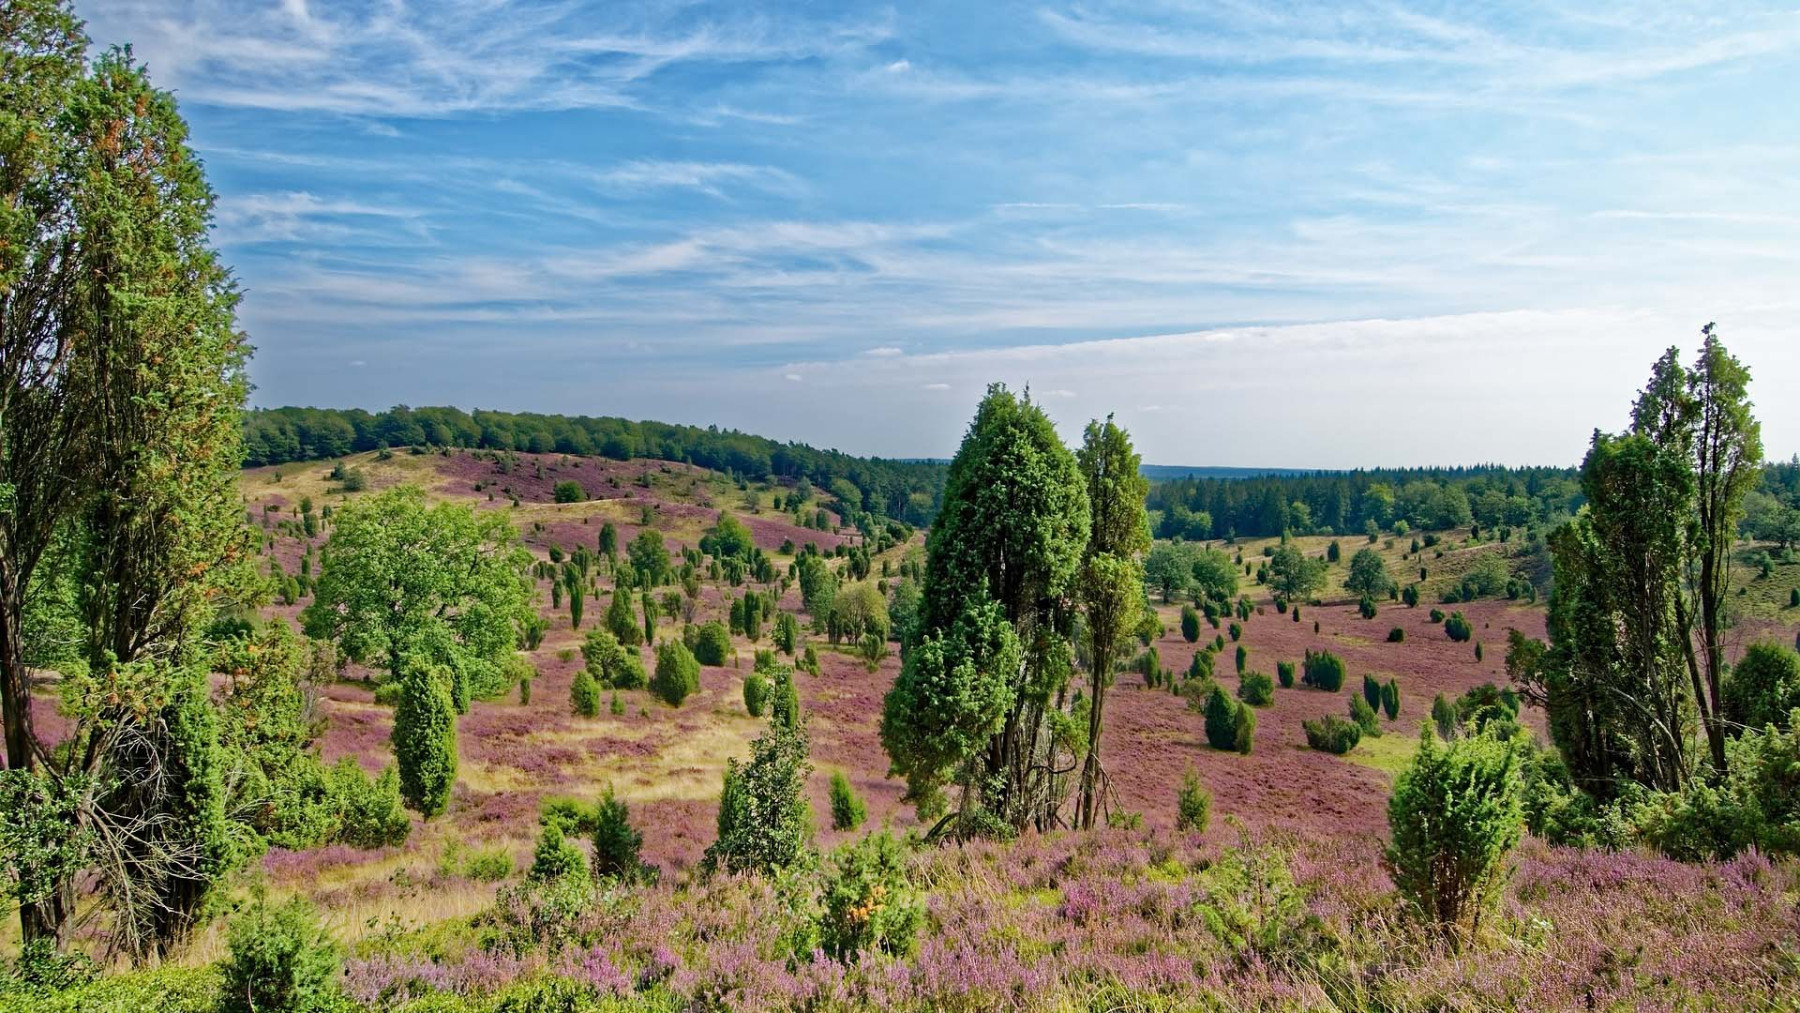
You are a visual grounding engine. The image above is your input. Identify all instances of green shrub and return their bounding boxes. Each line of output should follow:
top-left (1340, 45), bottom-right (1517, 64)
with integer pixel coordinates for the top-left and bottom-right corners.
top-left (817, 831), bottom-right (921, 960)
top-left (552, 480), bottom-right (585, 503)
top-left (1180, 605), bottom-right (1201, 643)
top-left (1432, 692), bottom-right (1458, 739)
top-left (371, 679), bottom-right (403, 706)
top-left (829, 770), bottom-right (867, 831)
top-left (1402, 584), bottom-right (1420, 608)
top-left (743, 672), bottom-right (770, 717)
top-left (1303, 714), bottom-right (1361, 754)
top-left (705, 720), bottom-right (812, 875)
top-left (518, 675), bottom-right (532, 705)
top-left (1475, 641), bottom-right (1484, 662)
top-left (1176, 769), bottom-right (1212, 834)
top-left (1722, 641), bottom-right (1800, 732)
top-left (692, 621), bottom-right (732, 666)
top-left (591, 786), bottom-right (645, 880)
top-left (1237, 670), bottom-right (1274, 707)
top-left (1189, 649), bottom-right (1215, 681)
top-left (464, 847), bottom-right (514, 882)
top-left (1350, 693), bottom-right (1382, 737)
top-left (1362, 673), bottom-right (1382, 709)
top-left (219, 894), bottom-right (341, 1013)
top-left (1381, 679), bottom-right (1401, 721)
top-left (327, 759), bottom-right (411, 849)
top-left (1301, 649), bottom-right (1346, 692)
top-left (649, 639), bottom-right (701, 707)
top-left (1228, 621), bottom-right (1242, 642)
top-left (392, 663), bottom-right (457, 817)
top-left (581, 628), bottom-right (645, 689)
top-left (1633, 713), bottom-right (1800, 860)
top-left (1385, 730), bottom-right (1524, 945)
top-left (1358, 595), bottom-right (1377, 620)
top-left (1387, 627), bottom-right (1405, 643)
top-left (570, 667), bottom-right (601, 718)
top-left (1428, 608), bottom-right (1445, 623)
top-left (1234, 643), bottom-right (1247, 674)
top-left (1276, 660), bottom-right (1295, 688)
top-left (1444, 612), bottom-right (1473, 642)
top-left (1203, 686), bottom-right (1255, 754)
top-left (6, 939), bottom-right (96, 993)
top-left (527, 822), bottom-right (587, 882)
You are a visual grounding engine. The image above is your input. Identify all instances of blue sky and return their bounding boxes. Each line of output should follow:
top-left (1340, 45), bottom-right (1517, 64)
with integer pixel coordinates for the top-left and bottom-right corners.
top-left (80, 1), bottom-right (1800, 466)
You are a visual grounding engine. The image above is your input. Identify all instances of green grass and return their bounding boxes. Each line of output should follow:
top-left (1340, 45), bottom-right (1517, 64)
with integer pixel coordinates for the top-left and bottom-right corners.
top-left (1343, 726), bottom-right (1424, 778)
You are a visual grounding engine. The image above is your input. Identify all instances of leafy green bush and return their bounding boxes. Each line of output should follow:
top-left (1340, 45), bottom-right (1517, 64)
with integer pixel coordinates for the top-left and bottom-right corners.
top-left (1358, 595), bottom-right (1378, 620)
top-left (1301, 649), bottom-right (1346, 692)
top-left (1276, 660), bottom-right (1295, 688)
top-left (743, 672), bottom-right (769, 717)
top-left (551, 480), bottom-right (585, 503)
top-left (463, 847), bottom-right (514, 882)
top-left (219, 894), bottom-right (341, 1013)
top-left (705, 720), bottom-right (812, 875)
top-left (1228, 621), bottom-right (1242, 642)
top-left (1176, 770), bottom-right (1212, 833)
top-left (1633, 713), bottom-right (1800, 860)
top-left (1387, 627), bottom-right (1405, 643)
top-left (1432, 692), bottom-right (1458, 740)
top-left (1428, 608), bottom-right (1444, 623)
top-left (1381, 679), bottom-right (1401, 721)
top-left (392, 662), bottom-right (457, 817)
top-left (527, 823), bottom-right (587, 882)
top-left (591, 786), bottom-right (645, 880)
top-left (817, 831), bottom-right (921, 960)
top-left (1350, 693), bottom-right (1382, 737)
top-left (580, 628), bottom-right (644, 689)
top-left (327, 758), bottom-right (411, 849)
top-left (1723, 641), bottom-right (1800, 732)
top-left (1303, 714), bottom-right (1361, 754)
top-left (570, 667), bottom-right (601, 718)
top-left (1189, 649), bottom-right (1215, 681)
top-left (649, 639), bottom-right (701, 706)
top-left (1385, 730), bottom-right (1524, 945)
top-left (1402, 584), bottom-right (1420, 608)
top-left (1444, 612), bottom-right (1473, 642)
top-left (1237, 670), bottom-right (1274, 707)
top-left (1234, 643), bottom-right (1247, 674)
top-left (1363, 673), bottom-right (1382, 709)
top-left (828, 770), bottom-right (867, 831)
top-left (691, 621), bottom-right (732, 666)
top-left (1204, 686), bottom-right (1255, 754)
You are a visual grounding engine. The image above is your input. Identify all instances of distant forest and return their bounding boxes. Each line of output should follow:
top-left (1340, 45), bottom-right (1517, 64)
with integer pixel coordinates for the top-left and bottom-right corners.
top-left (244, 406), bottom-right (949, 525)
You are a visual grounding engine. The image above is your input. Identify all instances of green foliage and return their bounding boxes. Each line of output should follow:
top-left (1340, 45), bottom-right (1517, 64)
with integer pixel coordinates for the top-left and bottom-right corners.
top-left (649, 639), bottom-right (701, 707)
top-left (581, 628), bottom-right (644, 689)
top-left (304, 486), bottom-right (530, 689)
top-left (1275, 660), bottom-right (1295, 689)
top-left (1385, 730), bottom-right (1524, 944)
top-left (1204, 686), bottom-right (1255, 754)
top-left (1381, 679), bottom-right (1401, 721)
top-left (605, 590), bottom-right (642, 646)
top-left (551, 480), bottom-right (585, 503)
top-left (627, 529), bottom-right (670, 587)
top-left (590, 787), bottom-right (645, 881)
top-left (219, 894), bottom-right (341, 1013)
top-left (767, 664), bottom-right (802, 732)
top-left (1350, 693), bottom-right (1382, 738)
top-left (1443, 611), bottom-right (1473, 642)
top-left (1301, 649), bottom-right (1346, 692)
top-left (1237, 670), bottom-right (1274, 707)
top-left (691, 621), bottom-right (732, 666)
top-left (527, 823), bottom-right (587, 882)
top-left (743, 672), bottom-right (769, 717)
top-left (1303, 714), bottom-right (1362, 754)
top-left (880, 594), bottom-right (1020, 811)
top-left (1358, 595), bottom-right (1378, 620)
top-left (1234, 643), bottom-right (1247, 675)
top-left (1432, 693), bottom-right (1458, 740)
top-left (1363, 673), bottom-right (1382, 710)
top-left (705, 720), bottom-right (812, 875)
top-left (1180, 605), bottom-right (1201, 643)
top-left (1144, 542), bottom-right (1192, 603)
top-left (1268, 543), bottom-right (1327, 604)
top-left (570, 667), bottom-right (601, 718)
top-left (1345, 547), bottom-right (1392, 598)
top-left (1723, 641), bottom-right (1800, 732)
top-left (391, 663), bottom-right (458, 817)
top-left (1228, 621), bottom-right (1242, 642)
top-left (1633, 712), bottom-right (1800, 860)
top-left (817, 831), bottom-right (921, 960)
top-left (1176, 770), bottom-right (1213, 833)
top-left (1387, 626), bottom-right (1405, 643)
top-left (326, 759), bottom-right (412, 849)
top-left (828, 771), bottom-right (867, 831)
top-left (1402, 584), bottom-right (1420, 608)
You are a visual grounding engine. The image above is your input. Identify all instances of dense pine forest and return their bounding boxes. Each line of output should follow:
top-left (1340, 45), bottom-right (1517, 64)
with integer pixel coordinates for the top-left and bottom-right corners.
top-left (3, 4), bottom-right (1799, 1013)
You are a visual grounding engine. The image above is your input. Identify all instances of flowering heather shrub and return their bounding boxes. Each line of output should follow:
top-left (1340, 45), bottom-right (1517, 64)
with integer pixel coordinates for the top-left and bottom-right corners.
top-left (1301, 648), bottom-right (1345, 692)
top-left (828, 771), bottom-right (866, 831)
top-left (1303, 714), bottom-right (1361, 754)
top-left (817, 831), bottom-right (922, 960)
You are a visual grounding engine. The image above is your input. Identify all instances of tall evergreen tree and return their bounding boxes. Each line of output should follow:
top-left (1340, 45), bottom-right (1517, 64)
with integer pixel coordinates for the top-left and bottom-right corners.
top-left (392, 661), bottom-right (458, 817)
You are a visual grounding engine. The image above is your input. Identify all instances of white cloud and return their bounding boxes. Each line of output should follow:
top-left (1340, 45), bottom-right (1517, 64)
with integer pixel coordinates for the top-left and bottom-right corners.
top-left (784, 372), bottom-right (803, 382)
top-left (922, 382), bottom-right (950, 390)
top-left (863, 346), bottom-right (904, 357)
